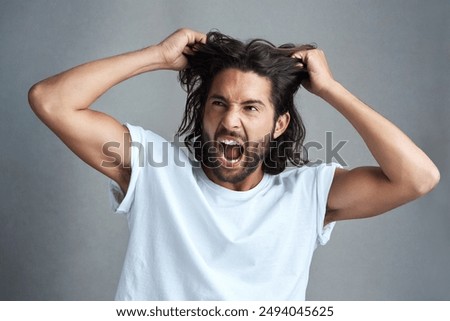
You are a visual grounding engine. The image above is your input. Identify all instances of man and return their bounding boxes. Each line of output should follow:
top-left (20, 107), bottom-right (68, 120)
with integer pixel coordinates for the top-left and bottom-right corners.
top-left (28, 28), bottom-right (439, 300)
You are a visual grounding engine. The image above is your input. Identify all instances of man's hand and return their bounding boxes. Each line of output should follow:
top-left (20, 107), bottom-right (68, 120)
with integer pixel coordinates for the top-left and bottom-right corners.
top-left (157, 28), bottom-right (207, 71)
top-left (293, 49), bottom-right (336, 97)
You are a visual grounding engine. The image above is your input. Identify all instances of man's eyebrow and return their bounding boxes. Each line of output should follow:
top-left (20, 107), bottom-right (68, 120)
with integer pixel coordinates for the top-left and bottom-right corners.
top-left (209, 94), bottom-right (266, 107)
top-left (209, 94), bottom-right (227, 101)
top-left (242, 99), bottom-right (266, 107)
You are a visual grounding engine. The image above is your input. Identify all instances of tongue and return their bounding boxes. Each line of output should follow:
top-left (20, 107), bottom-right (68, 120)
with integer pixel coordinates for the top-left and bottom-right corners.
top-left (224, 144), bottom-right (242, 161)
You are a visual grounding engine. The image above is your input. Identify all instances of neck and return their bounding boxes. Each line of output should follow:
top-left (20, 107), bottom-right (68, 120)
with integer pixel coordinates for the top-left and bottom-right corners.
top-left (201, 165), bottom-right (265, 191)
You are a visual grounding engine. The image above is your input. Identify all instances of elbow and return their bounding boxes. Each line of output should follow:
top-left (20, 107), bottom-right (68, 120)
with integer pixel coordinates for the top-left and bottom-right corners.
top-left (28, 82), bottom-right (54, 118)
top-left (28, 83), bottom-right (42, 113)
top-left (424, 165), bottom-right (440, 193)
top-left (408, 165), bottom-right (440, 198)
top-left (28, 82), bottom-right (45, 113)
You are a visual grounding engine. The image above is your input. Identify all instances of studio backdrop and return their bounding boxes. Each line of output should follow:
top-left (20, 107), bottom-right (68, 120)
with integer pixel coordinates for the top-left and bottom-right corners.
top-left (1, 0), bottom-right (449, 300)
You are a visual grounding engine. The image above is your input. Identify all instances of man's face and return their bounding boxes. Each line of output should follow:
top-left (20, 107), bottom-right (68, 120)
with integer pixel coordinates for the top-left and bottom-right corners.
top-left (200, 68), bottom-right (289, 190)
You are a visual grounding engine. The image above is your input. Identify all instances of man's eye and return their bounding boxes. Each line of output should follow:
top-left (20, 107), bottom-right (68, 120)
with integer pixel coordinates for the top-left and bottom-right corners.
top-left (212, 101), bottom-right (225, 106)
top-left (245, 106), bottom-right (258, 112)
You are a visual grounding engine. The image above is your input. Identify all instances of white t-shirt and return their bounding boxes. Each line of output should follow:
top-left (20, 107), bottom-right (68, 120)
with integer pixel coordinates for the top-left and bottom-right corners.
top-left (109, 123), bottom-right (340, 300)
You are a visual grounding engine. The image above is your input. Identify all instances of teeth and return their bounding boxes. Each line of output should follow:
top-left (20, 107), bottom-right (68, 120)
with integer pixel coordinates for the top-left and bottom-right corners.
top-left (219, 139), bottom-right (240, 146)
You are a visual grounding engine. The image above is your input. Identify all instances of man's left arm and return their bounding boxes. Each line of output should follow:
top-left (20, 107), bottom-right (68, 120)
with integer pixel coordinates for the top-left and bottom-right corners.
top-left (295, 49), bottom-right (440, 225)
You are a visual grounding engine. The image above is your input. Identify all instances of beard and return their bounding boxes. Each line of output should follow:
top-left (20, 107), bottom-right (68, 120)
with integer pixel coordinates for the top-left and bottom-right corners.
top-left (199, 128), bottom-right (274, 185)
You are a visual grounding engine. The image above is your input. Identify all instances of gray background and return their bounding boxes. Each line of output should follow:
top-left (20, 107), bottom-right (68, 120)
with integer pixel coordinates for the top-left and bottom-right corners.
top-left (1, 0), bottom-right (449, 300)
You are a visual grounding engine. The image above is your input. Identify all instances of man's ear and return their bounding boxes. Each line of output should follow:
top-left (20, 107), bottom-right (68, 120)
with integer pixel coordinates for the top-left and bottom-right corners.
top-left (273, 112), bottom-right (290, 139)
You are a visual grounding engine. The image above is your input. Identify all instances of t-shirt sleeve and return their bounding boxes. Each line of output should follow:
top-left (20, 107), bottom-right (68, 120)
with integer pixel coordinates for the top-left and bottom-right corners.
top-left (108, 123), bottom-right (144, 216)
top-left (315, 162), bottom-right (342, 246)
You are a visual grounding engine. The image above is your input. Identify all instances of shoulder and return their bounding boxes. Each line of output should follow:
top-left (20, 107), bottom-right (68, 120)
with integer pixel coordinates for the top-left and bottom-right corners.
top-left (125, 123), bottom-right (167, 145)
top-left (125, 123), bottom-right (193, 168)
top-left (269, 163), bottom-right (341, 196)
top-left (277, 163), bottom-right (341, 181)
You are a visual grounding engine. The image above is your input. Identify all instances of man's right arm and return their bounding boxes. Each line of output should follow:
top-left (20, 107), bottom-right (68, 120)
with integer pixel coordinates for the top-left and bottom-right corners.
top-left (28, 28), bottom-right (206, 194)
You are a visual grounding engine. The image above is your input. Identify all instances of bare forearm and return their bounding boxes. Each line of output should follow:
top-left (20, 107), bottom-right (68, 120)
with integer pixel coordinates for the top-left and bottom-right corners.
top-left (29, 45), bottom-right (164, 112)
top-left (320, 81), bottom-right (439, 194)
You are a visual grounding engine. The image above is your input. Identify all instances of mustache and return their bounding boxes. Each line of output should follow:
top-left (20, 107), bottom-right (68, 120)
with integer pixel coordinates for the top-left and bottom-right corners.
top-left (214, 128), bottom-right (246, 142)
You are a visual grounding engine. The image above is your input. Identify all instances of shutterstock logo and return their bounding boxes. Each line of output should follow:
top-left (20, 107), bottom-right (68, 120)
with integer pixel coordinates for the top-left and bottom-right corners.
top-left (304, 132), bottom-right (347, 166)
top-left (101, 131), bottom-right (348, 168)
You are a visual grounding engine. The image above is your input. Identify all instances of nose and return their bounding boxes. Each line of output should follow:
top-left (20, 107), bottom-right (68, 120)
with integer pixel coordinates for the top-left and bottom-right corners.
top-left (221, 107), bottom-right (241, 130)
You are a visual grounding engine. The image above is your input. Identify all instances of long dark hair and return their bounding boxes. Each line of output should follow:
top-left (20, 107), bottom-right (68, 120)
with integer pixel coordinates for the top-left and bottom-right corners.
top-left (178, 31), bottom-right (315, 174)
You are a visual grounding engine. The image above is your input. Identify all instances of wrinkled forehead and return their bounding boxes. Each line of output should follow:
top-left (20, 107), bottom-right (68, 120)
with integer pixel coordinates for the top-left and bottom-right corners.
top-left (208, 68), bottom-right (274, 107)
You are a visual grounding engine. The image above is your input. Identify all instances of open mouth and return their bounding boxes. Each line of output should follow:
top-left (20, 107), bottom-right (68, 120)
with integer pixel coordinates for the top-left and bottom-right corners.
top-left (218, 139), bottom-right (244, 164)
